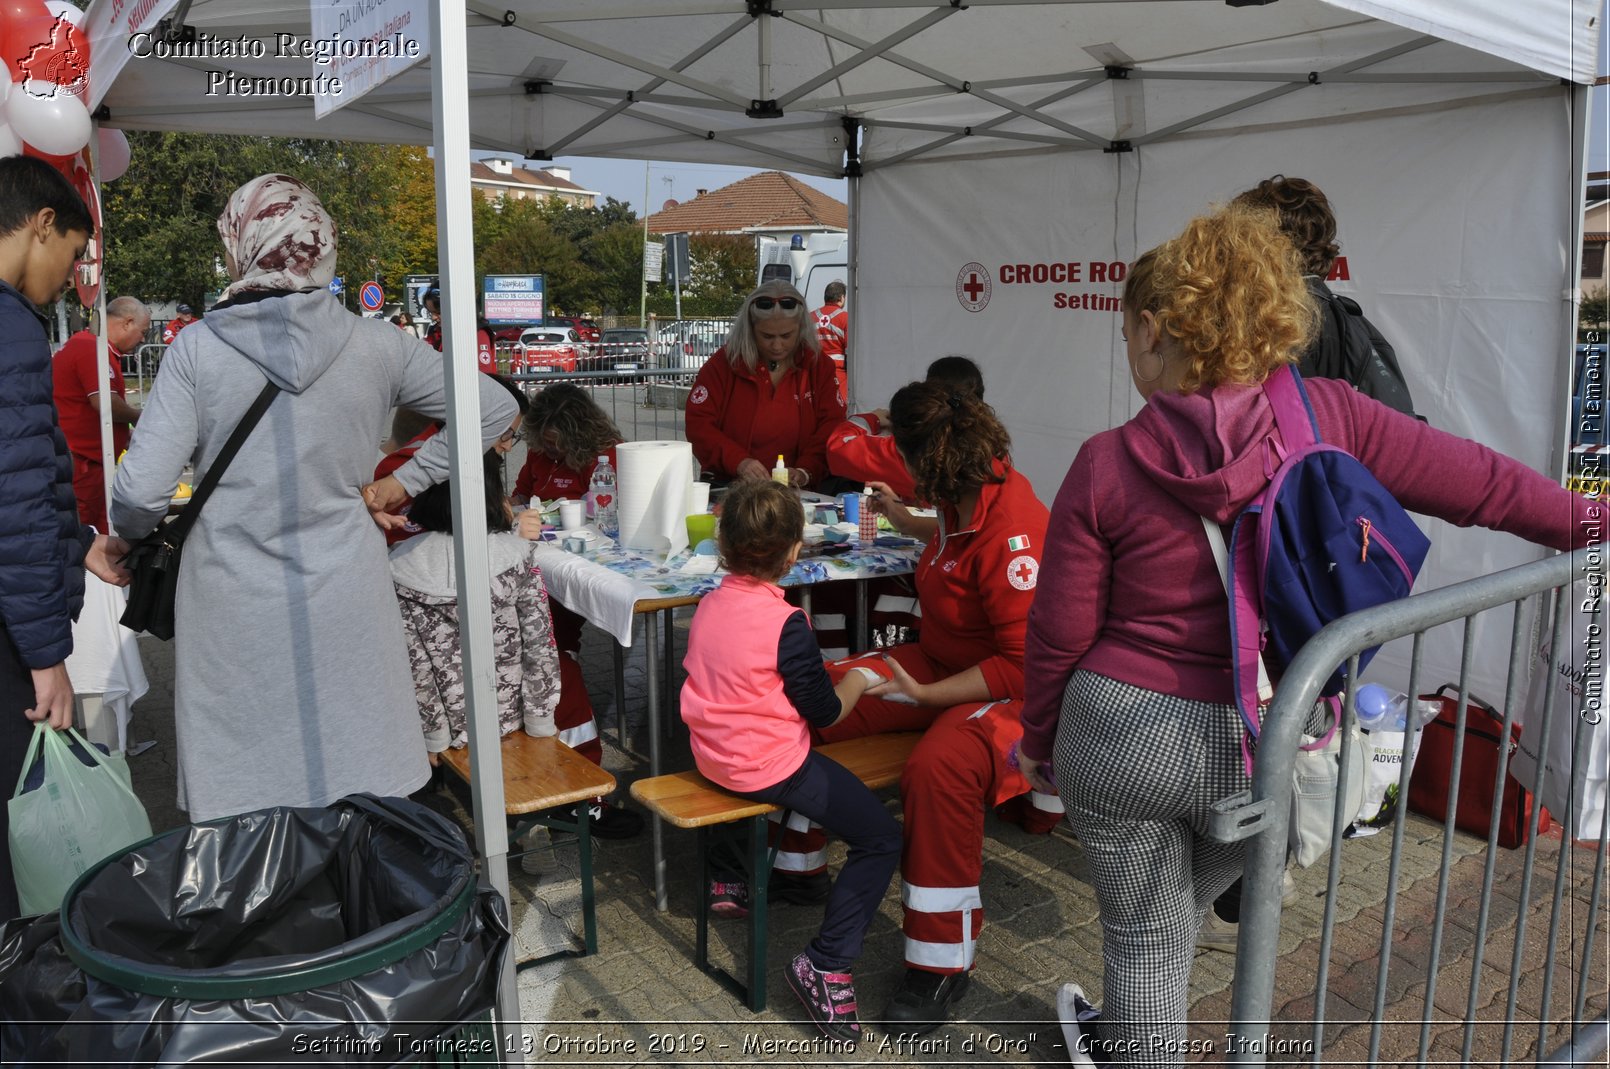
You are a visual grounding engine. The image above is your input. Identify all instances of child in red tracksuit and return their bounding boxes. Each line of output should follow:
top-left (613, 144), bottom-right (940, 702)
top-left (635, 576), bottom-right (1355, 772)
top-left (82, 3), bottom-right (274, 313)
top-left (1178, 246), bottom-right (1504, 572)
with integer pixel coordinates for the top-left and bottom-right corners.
top-left (680, 480), bottom-right (902, 1047)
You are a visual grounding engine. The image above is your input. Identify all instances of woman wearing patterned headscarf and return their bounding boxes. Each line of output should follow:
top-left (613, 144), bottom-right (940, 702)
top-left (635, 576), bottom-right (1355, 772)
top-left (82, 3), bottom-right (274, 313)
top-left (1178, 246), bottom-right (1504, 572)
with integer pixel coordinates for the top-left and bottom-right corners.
top-left (111, 174), bottom-right (518, 822)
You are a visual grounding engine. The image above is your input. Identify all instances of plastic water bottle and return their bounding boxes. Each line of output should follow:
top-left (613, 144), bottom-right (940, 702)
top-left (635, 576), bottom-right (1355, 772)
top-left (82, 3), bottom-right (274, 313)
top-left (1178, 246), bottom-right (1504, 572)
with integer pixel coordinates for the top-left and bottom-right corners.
top-left (1354, 684), bottom-right (1413, 731)
top-left (587, 455), bottom-right (617, 536)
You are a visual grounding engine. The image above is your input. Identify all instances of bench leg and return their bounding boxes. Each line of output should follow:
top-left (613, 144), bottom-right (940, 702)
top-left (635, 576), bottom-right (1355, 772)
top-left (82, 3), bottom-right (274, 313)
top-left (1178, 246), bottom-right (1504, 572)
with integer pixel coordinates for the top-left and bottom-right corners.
top-left (745, 814), bottom-right (770, 1012)
top-left (511, 806), bottom-right (600, 970)
top-left (612, 640), bottom-right (627, 752)
top-left (692, 816), bottom-right (778, 1012)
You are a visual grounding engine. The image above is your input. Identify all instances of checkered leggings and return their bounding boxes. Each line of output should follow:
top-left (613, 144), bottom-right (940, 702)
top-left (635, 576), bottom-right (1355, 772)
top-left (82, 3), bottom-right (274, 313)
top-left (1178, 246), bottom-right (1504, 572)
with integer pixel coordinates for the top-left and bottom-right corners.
top-left (1053, 671), bottom-right (1250, 1068)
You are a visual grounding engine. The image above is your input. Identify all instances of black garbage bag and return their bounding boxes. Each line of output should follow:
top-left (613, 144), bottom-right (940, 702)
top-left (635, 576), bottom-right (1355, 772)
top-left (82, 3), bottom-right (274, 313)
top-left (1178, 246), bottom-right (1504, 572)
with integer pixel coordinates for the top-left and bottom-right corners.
top-left (0, 794), bottom-right (509, 1065)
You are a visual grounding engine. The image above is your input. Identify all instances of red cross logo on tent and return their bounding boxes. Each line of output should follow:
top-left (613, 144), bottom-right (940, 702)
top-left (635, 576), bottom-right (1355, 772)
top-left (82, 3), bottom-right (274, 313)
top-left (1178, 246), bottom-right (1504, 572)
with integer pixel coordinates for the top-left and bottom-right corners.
top-left (1007, 554), bottom-right (1038, 591)
top-left (956, 262), bottom-right (992, 313)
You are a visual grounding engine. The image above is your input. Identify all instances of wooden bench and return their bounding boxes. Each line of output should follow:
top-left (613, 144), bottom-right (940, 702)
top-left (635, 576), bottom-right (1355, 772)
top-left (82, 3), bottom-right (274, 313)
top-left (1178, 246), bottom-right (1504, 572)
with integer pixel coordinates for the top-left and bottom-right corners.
top-left (439, 732), bottom-right (616, 964)
top-left (630, 732), bottom-right (921, 1010)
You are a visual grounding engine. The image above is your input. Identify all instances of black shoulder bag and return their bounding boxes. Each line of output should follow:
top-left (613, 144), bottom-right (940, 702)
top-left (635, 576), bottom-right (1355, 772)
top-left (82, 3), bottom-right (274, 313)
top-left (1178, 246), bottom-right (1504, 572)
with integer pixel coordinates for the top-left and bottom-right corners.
top-left (119, 382), bottom-right (280, 640)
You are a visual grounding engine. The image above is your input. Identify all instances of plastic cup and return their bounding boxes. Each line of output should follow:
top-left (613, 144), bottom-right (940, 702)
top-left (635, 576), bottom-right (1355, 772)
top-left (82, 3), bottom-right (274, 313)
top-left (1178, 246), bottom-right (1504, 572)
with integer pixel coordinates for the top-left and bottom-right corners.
top-left (559, 500), bottom-right (584, 531)
top-left (686, 513), bottom-right (717, 546)
top-left (837, 492), bottom-right (860, 523)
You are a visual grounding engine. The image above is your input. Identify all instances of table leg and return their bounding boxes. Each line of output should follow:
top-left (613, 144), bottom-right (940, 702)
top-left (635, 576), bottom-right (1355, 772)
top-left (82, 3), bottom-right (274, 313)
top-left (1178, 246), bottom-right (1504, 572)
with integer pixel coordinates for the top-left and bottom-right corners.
top-left (662, 607), bottom-right (676, 741)
top-left (612, 641), bottom-right (627, 751)
top-left (855, 578), bottom-right (870, 653)
top-left (645, 614), bottom-right (667, 912)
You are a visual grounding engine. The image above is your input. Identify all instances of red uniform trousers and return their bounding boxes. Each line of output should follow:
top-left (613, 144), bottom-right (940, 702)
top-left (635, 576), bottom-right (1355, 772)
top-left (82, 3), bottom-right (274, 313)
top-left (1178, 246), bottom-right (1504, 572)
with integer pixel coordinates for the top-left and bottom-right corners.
top-left (71, 456), bottom-right (108, 532)
top-left (550, 604), bottom-right (602, 766)
top-left (784, 645), bottom-right (1063, 974)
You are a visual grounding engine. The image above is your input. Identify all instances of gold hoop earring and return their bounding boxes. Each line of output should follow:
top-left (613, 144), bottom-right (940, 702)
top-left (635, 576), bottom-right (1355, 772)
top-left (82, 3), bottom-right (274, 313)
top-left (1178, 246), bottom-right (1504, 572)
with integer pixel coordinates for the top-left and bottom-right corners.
top-left (1133, 349), bottom-right (1165, 384)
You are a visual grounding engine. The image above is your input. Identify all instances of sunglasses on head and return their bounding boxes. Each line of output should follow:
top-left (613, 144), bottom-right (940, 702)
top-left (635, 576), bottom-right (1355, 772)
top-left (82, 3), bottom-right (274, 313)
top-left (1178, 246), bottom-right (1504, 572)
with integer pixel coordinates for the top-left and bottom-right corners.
top-left (752, 296), bottom-right (800, 311)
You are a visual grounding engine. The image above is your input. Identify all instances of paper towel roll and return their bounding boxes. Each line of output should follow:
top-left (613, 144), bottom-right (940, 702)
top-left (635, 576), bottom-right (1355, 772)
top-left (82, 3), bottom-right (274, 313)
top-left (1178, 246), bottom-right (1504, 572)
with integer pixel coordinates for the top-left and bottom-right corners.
top-left (617, 440), bottom-right (694, 557)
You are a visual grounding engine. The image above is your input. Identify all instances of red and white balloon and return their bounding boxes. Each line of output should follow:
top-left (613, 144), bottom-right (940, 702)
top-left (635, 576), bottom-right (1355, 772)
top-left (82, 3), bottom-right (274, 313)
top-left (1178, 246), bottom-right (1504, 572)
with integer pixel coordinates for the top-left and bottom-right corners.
top-left (0, 0), bottom-right (125, 181)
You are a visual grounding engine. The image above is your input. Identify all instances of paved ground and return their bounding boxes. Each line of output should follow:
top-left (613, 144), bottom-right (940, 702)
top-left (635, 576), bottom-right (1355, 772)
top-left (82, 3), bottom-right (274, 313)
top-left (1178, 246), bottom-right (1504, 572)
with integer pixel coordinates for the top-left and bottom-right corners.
top-left (116, 601), bottom-right (1606, 1068)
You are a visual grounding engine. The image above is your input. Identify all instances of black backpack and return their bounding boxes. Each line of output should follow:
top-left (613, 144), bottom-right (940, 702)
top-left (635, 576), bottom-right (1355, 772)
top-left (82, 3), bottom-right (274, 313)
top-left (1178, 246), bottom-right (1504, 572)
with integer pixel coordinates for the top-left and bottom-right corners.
top-left (1301, 278), bottom-right (1421, 420)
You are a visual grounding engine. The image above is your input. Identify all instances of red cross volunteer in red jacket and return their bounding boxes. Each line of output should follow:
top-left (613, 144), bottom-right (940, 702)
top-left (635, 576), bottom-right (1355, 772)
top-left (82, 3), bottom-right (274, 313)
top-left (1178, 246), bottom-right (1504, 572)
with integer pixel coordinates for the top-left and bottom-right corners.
top-left (52, 296), bottom-right (149, 529)
top-left (801, 380), bottom-right (1057, 1033)
top-left (685, 281), bottom-right (845, 489)
top-left (814, 279), bottom-right (849, 403)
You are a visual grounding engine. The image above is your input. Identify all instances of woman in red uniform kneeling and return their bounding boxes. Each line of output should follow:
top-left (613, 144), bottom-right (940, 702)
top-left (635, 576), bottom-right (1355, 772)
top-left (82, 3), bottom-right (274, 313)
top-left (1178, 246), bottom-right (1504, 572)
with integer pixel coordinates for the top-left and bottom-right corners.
top-left (806, 380), bottom-right (1059, 1033)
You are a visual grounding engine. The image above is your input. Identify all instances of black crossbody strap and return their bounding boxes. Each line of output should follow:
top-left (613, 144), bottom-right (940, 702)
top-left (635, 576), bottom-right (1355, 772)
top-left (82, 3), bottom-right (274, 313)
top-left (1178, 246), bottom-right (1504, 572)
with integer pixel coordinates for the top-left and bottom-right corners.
top-left (166, 380), bottom-right (281, 541)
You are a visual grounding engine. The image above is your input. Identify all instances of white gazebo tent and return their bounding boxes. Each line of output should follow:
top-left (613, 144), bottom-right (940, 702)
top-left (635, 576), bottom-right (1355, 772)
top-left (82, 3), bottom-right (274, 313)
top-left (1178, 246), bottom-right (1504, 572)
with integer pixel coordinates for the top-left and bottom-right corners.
top-left (84, 0), bottom-right (1602, 1056)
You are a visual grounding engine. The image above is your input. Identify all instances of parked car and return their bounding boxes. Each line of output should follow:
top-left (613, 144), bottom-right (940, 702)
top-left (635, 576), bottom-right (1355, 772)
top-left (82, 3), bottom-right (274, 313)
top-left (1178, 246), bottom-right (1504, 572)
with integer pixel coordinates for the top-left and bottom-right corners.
top-left (547, 315), bottom-right (601, 352)
top-left (515, 327), bottom-right (583, 373)
top-left (655, 321), bottom-right (728, 368)
top-left (599, 328), bottom-right (650, 369)
top-left (490, 322), bottom-right (531, 344)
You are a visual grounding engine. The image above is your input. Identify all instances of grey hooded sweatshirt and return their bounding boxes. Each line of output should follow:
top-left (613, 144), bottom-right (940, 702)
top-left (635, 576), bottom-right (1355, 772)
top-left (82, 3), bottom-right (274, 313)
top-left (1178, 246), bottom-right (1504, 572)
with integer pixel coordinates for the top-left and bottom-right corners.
top-left (111, 290), bottom-right (517, 821)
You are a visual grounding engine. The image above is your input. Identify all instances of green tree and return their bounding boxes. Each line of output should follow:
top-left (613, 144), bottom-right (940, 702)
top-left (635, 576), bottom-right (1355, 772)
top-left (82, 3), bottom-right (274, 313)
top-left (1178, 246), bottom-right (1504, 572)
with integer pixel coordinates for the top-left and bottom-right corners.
top-left (474, 195), bottom-right (594, 313)
top-left (103, 133), bottom-right (426, 309)
top-left (1583, 287), bottom-right (1609, 334)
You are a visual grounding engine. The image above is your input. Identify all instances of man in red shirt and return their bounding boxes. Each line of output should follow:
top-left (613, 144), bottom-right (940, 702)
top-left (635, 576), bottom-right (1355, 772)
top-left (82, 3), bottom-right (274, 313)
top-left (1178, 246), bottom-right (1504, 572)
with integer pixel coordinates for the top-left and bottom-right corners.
top-left (421, 288), bottom-right (496, 373)
top-left (813, 280), bottom-right (848, 404)
top-left (52, 296), bottom-right (148, 530)
top-left (160, 302), bottom-right (197, 345)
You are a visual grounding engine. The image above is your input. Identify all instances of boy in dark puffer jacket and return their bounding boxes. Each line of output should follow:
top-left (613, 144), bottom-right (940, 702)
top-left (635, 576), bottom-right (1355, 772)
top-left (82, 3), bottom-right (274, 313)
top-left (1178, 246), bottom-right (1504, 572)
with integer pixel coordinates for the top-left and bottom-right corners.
top-left (0, 156), bottom-right (131, 922)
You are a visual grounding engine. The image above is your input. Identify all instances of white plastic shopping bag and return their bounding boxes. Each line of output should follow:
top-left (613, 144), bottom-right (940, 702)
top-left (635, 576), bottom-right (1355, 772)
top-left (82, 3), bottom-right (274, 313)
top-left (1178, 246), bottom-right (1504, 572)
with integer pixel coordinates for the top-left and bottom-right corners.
top-left (8, 724), bottom-right (153, 916)
top-left (1513, 579), bottom-right (1609, 841)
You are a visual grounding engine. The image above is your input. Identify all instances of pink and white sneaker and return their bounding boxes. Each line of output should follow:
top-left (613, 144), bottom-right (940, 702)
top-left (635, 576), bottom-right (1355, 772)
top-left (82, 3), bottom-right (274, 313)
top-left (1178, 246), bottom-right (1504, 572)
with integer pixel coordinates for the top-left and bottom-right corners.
top-left (785, 951), bottom-right (861, 1045)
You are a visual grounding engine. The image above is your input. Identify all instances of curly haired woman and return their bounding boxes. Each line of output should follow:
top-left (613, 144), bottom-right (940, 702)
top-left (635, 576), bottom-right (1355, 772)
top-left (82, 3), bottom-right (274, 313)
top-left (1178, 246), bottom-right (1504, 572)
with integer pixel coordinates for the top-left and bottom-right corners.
top-left (1018, 203), bottom-right (1592, 1067)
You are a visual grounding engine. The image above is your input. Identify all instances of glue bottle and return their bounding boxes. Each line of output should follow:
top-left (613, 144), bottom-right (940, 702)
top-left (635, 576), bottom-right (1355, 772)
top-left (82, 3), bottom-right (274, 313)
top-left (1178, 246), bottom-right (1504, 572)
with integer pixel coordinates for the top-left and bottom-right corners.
top-left (858, 486), bottom-right (879, 544)
top-left (772, 454), bottom-right (789, 484)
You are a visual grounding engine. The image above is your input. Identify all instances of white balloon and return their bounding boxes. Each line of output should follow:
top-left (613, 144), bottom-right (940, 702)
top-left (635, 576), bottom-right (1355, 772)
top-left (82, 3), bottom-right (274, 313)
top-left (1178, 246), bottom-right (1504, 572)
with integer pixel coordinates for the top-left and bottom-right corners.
top-left (0, 121), bottom-right (22, 158)
top-left (96, 127), bottom-right (129, 181)
top-left (44, 2), bottom-right (86, 27)
top-left (5, 84), bottom-right (90, 156)
top-left (0, 79), bottom-right (8, 109)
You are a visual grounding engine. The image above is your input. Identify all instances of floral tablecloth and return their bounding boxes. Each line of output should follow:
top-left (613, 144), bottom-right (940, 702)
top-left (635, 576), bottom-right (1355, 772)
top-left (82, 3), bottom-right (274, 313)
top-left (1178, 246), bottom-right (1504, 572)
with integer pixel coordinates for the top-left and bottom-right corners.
top-left (530, 528), bottom-right (922, 645)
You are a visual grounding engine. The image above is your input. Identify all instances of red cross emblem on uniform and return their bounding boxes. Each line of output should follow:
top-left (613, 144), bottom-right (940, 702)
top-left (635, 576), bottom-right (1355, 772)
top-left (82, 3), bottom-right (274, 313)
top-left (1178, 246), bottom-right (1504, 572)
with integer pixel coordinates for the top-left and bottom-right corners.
top-left (1007, 554), bottom-right (1038, 591)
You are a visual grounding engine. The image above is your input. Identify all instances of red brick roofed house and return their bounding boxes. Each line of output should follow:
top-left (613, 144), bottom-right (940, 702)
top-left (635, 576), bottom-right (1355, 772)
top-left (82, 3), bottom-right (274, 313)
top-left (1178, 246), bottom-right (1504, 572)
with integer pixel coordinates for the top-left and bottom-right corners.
top-left (643, 170), bottom-right (846, 242)
top-left (471, 159), bottom-right (599, 208)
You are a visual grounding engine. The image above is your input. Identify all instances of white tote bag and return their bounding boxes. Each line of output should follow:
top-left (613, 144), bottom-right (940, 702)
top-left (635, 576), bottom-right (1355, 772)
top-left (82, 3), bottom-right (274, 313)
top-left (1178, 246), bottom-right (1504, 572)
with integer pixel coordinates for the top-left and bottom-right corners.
top-left (1511, 580), bottom-right (1609, 841)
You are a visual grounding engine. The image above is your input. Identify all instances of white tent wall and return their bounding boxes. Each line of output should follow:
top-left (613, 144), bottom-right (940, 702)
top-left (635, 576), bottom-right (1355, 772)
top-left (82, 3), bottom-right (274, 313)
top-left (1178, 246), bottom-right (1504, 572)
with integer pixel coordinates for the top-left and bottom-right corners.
top-left (854, 86), bottom-right (1579, 698)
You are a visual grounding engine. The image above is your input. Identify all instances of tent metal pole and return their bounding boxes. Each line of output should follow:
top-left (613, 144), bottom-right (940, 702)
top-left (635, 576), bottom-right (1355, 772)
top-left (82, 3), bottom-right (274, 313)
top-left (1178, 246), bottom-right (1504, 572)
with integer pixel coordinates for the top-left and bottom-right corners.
top-left (1558, 79), bottom-right (1595, 482)
top-left (87, 129), bottom-right (116, 538)
top-left (775, 7), bottom-right (959, 108)
top-left (430, 0), bottom-right (522, 1057)
top-left (519, 12), bottom-right (752, 157)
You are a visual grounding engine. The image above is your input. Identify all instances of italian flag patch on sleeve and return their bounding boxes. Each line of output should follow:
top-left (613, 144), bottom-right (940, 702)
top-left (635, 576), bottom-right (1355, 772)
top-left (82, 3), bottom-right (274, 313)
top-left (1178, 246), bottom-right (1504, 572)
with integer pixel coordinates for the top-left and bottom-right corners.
top-left (1006, 534), bottom-right (1031, 551)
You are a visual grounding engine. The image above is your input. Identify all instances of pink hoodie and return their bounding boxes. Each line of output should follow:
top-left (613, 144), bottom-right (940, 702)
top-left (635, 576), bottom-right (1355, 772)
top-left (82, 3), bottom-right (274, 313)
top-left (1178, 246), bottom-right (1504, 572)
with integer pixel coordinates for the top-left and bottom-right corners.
top-left (1020, 376), bottom-right (1597, 759)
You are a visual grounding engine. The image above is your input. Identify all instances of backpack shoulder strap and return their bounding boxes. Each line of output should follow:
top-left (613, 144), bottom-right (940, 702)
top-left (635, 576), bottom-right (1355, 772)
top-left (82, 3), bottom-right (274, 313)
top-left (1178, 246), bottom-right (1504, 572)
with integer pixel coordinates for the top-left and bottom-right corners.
top-left (1262, 364), bottom-right (1322, 449)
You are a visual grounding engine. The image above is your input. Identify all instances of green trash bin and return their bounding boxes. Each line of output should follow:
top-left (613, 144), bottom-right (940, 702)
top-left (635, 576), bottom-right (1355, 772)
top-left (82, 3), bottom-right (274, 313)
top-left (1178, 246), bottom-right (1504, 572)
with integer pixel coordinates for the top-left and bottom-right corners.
top-left (0, 794), bottom-right (510, 1065)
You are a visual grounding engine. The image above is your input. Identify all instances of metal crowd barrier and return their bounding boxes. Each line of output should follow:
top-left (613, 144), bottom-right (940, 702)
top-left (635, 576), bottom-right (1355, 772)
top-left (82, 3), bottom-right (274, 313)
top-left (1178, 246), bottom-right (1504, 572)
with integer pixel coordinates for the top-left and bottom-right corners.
top-left (507, 365), bottom-right (700, 444)
top-left (1221, 547), bottom-right (1608, 1066)
top-left (127, 342), bottom-right (166, 398)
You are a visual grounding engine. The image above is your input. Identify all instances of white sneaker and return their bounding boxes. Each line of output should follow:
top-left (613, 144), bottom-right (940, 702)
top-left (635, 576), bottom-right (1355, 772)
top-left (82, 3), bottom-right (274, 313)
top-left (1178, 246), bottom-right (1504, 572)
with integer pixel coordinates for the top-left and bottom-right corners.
top-left (516, 831), bottom-right (544, 876)
top-left (1058, 982), bottom-right (1105, 1067)
top-left (1196, 910), bottom-right (1239, 954)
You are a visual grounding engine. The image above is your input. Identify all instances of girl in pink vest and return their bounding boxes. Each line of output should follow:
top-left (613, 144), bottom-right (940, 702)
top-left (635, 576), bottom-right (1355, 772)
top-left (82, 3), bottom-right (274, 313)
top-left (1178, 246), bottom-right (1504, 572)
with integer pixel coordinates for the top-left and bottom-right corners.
top-left (680, 480), bottom-right (901, 1047)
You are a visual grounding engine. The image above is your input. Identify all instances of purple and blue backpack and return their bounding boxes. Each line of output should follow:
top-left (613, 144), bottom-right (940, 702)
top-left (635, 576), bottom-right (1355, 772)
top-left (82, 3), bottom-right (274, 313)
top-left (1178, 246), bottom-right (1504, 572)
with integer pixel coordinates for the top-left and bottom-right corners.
top-left (1211, 366), bottom-right (1430, 752)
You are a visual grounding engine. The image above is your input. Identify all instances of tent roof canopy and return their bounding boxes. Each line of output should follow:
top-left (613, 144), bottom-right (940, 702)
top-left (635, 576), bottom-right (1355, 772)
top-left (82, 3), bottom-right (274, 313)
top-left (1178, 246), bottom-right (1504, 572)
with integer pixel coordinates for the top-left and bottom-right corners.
top-left (95, 0), bottom-right (1599, 177)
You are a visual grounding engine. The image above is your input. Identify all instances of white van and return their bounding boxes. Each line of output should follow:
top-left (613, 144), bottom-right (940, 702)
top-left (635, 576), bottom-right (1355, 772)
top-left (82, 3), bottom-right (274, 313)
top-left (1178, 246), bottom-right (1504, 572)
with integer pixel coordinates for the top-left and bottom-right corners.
top-left (756, 232), bottom-right (849, 311)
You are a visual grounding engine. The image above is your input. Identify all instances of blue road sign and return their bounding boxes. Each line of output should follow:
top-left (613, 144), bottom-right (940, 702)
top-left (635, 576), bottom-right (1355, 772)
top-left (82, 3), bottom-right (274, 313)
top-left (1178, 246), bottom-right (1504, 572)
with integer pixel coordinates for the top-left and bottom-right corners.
top-left (359, 281), bottom-right (384, 311)
top-left (329, 276), bottom-right (344, 295)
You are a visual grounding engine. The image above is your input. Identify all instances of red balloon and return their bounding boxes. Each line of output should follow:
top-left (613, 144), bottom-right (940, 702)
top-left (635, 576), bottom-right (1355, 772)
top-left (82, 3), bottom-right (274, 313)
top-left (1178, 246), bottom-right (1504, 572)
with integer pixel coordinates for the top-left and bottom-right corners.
top-left (0, 1), bottom-right (51, 27)
top-left (5, 13), bottom-right (88, 96)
